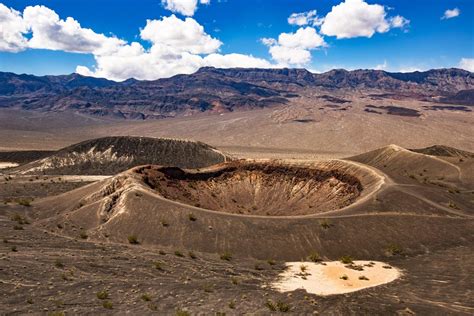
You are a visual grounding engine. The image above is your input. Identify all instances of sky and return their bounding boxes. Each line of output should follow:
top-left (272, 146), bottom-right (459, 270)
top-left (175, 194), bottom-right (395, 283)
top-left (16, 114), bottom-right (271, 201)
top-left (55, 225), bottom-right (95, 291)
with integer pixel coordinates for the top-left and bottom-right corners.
top-left (0, 0), bottom-right (473, 81)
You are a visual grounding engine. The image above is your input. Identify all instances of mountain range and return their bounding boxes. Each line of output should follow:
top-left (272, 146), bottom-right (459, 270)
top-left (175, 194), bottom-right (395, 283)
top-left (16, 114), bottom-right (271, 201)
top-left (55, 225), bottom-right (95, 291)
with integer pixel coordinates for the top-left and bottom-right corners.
top-left (0, 67), bottom-right (472, 119)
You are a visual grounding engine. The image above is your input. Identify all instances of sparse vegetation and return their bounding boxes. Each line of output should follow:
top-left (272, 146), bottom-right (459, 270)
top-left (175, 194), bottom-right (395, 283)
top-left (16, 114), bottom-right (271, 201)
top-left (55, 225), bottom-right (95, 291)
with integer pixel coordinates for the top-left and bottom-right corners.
top-left (228, 300), bottom-right (236, 309)
top-left (340, 255), bottom-right (354, 264)
top-left (17, 199), bottom-right (31, 207)
top-left (188, 213), bottom-right (197, 221)
top-left (161, 220), bottom-right (169, 227)
top-left (11, 245), bottom-right (17, 252)
top-left (102, 301), bottom-right (113, 309)
top-left (188, 251), bottom-right (197, 259)
top-left (128, 235), bottom-right (139, 244)
top-left (13, 225), bottom-right (23, 230)
top-left (266, 300), bottom-right (291, 312)
top-left (174, 250), bottom-right (184, 257)
top-left (320, 219), bottom-right (332, 229)
top-left (340, 274), bottom-right (349, 280)
top-left (359, 275), bottom-right (369, 280)
top-left (54, 259), bottom-right (64, 268)
top-left (448, 201), bottom-right (460, 210)
top-left (153, 261), bottom-right (163, 270)
top-left (141, 293), bottom-right (151, 301)
top-left (267, 259), bottom-right (276, 266)
top-left (176, 309), bottom-right (190, 316)
top-left (386, 244), bottom-right (403, 256)
top-left (308, 251), bottom-right (322, 262)
top-left (220, 251), bottom-right (232, 261)
top-left (10, 213), bottom-right (29, 225)
top-left (79, 231), bottom-right (88, 239)
top-left (96, 290), bottom-right (109, 300)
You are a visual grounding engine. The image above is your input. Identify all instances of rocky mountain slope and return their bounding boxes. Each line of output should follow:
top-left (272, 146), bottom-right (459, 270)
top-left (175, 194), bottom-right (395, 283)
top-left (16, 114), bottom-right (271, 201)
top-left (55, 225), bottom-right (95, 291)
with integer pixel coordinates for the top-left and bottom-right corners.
top-left (0, 67), bottom-right (472, 119)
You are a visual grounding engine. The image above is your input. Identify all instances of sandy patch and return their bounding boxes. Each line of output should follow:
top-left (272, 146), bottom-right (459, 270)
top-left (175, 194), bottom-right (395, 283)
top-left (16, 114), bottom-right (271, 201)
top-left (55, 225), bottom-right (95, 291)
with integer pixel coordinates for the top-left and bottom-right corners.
top-left (0, 162), bottom-right (19, 169)
top-left (272, 261), bottom-right (400, 296)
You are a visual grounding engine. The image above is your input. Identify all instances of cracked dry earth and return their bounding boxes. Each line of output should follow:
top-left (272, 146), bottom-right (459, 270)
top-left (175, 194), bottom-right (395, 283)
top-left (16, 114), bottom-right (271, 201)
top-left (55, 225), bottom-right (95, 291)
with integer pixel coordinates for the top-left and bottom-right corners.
top-left (1, 206), bottom-right (473, 315)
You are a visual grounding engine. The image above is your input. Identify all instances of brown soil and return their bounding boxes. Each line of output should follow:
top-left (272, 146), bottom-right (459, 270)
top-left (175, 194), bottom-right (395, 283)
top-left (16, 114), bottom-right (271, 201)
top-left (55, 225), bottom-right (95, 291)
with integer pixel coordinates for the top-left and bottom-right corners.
top-left (139, 162), bottom-right (362, 216)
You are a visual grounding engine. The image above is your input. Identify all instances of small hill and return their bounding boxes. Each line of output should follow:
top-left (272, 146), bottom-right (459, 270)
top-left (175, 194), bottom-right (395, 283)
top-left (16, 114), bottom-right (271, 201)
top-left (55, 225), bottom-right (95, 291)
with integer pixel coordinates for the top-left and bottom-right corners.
top-left (14, 136), bottom-right (228, 175)
top-left (410, 145), bottom-right (474, 158)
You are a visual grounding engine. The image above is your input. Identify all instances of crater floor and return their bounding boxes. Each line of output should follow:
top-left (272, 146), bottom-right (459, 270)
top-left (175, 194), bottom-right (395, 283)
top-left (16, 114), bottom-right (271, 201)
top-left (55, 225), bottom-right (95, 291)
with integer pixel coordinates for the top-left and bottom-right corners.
top-left (139, 162), bottom-right (363, 216)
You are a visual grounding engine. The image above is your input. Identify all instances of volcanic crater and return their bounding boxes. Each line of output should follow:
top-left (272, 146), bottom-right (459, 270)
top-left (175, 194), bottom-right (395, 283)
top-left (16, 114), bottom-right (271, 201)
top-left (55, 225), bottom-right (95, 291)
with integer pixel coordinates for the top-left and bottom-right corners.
top-left (138, 161), bottom-right (364, 216)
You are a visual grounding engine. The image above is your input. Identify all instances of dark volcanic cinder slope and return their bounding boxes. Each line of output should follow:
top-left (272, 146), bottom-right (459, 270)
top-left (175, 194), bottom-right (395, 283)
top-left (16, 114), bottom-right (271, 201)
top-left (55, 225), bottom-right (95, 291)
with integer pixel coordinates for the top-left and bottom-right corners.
top-left (410, 145), bottom-right (474, 158)
top-left (0, 67), bottom-right (472, 119)
top-left (31, 152), bottom-right (473, 260)
top-left (12, 136), bottom-right (228, 175)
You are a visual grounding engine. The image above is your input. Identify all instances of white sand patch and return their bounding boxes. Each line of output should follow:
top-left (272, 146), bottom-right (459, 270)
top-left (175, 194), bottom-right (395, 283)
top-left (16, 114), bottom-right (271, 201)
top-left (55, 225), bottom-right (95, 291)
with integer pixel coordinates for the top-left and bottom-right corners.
top-left (272, 261), bottom-right (400, 296)
top-left (0, 162), bottom-right (19, 169)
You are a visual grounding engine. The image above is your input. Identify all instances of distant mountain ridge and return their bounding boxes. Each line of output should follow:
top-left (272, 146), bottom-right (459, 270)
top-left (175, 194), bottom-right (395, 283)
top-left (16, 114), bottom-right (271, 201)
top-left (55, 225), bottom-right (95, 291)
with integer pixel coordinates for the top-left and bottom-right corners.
top-left (0, 67), bottom-right (472, 119)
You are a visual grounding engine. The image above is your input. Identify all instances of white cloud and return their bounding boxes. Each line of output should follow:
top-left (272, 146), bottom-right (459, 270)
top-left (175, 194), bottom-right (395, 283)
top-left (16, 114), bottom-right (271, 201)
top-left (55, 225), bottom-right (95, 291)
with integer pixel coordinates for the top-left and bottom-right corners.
top-left (76, 15), bottom-right (271, 81)
top-left (442, 8), bottom-right (460, 20)
top-left (22, 5), bottom-right (126, 55)
top-left (161, 0), bottom-right (210, 16)
top-left (459, 58), bottom-right (474, 72)
top-left (288, 10), bottom-right (322, 26)
top-left (320, 0), bottom-right (409, 39)
top-left (375, 60), bottom-right (388, 70)
top-left (140, 15), bottom-right (221, 54)
top-left (262, 27), bottom-right (326, 66)
top-left (203, 53), bottom-right (272, 68)
top-left (0, 4), bottom-right (28, 52)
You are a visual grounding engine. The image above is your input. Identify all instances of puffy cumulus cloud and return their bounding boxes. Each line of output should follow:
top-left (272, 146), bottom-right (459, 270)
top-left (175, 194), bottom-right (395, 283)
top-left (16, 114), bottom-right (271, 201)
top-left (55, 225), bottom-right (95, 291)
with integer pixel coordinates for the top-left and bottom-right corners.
top-left (287, 10), bottom-right (323, 26)
top-left (202, 53), bottom-right (272, 68)
top-left (320, 0), bottom-right (409, 39)
top-left (23, 5), bottom-right (126, 55)
top-left (161, 0), bottom-right (210, 16)
top-left (442, 8), bottom-right (460, 20)
top-left (140, 15), bottom-right (221, 54)
top-left (262, 27), bottom-right (326, 66)
top-left (0, 4), bottom-right (28, 52)
top-left (76, 14), bottom-right (272, 81)
top-left (459, 58), bottom-right (474, 72)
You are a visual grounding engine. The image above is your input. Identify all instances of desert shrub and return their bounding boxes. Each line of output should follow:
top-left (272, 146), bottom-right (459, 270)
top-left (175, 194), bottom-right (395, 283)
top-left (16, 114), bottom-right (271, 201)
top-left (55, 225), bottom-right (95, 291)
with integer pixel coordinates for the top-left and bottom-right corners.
top-left (17, 199), bottom-right (31, 207)
top-left (340, 255), bottom-right (354, 264)
top-left (10, 214), bottom-right (29, 224)
top-left (161, 220), bottom-right (169, 227)
top-left (386, 244), bottom-right (403, 256)
top-left (188, 251), bottom-right (197, 259)
top-left (308, 251), bottom-right (322, 262)
top-left (141, 294), bottom-right (151, 301)
top-left (228, 300), bottom-right (236, 309)
top-left (153, 261), bottom-right (163, 270)
top-left (96, 290), bottom-right (109, 300)
top-left (159, 250), bottom-right (166, 255)
top-left (11, 245), bottom-right (17, 252)
top-left (266, 300), bottom-right (291, 312)
top-left (220, 252), bottom-right (232, 261)
top-left (79, 231), bottom-right (88, 239)
top-left (448, 201), bottom-right (460, 210)
top-left (300, 264), bottom-right (308, 272)
top-left (13, 225), bottom-right (23, 230)
top-left (128, 235), bottom-right (139, 244)
top-left (267, 259), bottom-right (276, 266)
top-left (359, 276), bottom-right (369, 280)
top-left (176, 310), bottom-right (190, 316)
top-left (54, 259), bottom-right (64, 268)
top-left (188, 213), bottom-right (197, 221)
top-left (340, 274), bottom-right (349, 280)
top-left (102, 301), bottom-right (113, 309)
top-left (231, 277), bottom-right (239, 285)
top-left (174, 250), bottom-right (184, 257)
top-left (319, 219), bottom-right (332, 229)
top-left (254, 262), bottom-right (264, 270)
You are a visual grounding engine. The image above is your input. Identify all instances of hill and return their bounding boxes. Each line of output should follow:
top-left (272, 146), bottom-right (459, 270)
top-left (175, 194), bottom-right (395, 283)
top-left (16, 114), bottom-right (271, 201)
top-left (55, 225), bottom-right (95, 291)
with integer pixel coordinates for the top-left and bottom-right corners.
top-left (12, 136), bottom-right (228, 175)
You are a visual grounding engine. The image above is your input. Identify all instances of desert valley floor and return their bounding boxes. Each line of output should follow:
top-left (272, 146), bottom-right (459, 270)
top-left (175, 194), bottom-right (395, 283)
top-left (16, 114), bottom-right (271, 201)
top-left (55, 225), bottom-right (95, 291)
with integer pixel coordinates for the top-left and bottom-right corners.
top-left (0, 102), bottom-right (473, 315)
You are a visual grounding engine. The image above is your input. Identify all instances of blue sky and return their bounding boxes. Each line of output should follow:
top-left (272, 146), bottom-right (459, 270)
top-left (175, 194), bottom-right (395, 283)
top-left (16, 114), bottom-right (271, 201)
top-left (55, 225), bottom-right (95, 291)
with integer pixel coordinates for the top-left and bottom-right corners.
top-left (0, 0), bottom-right (473, 80)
